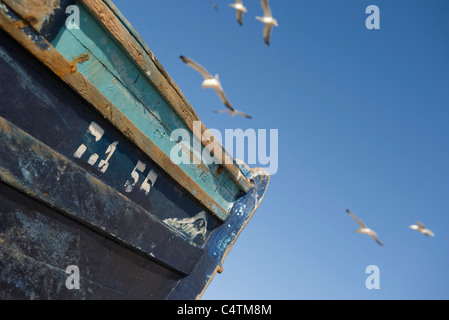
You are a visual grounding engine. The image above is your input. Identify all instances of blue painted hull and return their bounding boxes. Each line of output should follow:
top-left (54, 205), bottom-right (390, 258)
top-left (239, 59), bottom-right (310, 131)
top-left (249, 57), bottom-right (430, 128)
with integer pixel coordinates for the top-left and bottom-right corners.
top-left (0, 0), bottom-right (269, 299)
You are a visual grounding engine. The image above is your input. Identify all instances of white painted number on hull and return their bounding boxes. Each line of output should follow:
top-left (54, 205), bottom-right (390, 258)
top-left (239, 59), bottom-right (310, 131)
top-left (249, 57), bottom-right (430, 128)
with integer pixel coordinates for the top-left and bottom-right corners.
top-left (124, 160), bottom-right (158, 195)
top-left (73, 122), bottom-right (158, 197)
top-left (73, 121), bottom-right (118, 174)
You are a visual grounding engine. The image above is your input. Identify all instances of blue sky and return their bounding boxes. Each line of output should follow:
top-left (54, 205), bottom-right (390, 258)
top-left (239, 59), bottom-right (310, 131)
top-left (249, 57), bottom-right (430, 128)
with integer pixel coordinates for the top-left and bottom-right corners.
top-left (111, 0), bottom-right (449, 299)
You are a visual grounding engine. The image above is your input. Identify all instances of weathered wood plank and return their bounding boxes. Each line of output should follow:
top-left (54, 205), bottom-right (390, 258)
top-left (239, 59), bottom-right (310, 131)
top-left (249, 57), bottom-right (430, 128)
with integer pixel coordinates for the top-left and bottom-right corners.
top-left (2, 0), bottom-right (60, 32)
top-left (80, 0), bottom-right (251, 193)
top-left (54, 3), bottom-right (242, 200)
top-left (50, 20), bottom-right (239, 211)
top-left (0, 2), bottom-right (230, 221)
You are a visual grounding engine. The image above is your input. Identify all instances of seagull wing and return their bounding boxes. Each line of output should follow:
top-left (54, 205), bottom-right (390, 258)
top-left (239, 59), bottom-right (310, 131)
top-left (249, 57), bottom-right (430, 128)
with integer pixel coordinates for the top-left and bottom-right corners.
top-left (371, 234), bottom-right (384, 246)
top-left (236, 10), bottom-right (243, 25)
top-left (235, 110), bottom-right (252, 119)
top-left (346, 209), bottom-right (366, 228)
top-left (261, 0), bottom-right (272, 18)
top-left (263, 24), bottom-right (273, 45)
top-left (416, 221), bottom-right (425, 229)
top-left (214, 109), bottom-right (232, 114)
top-left (209, 0), bottom-right (218, 11)
top-left (180, 55), bottom-right (213, 80)
top-left (236, 0), bottom-right (243, 4)
top-left (213, 86), bottom-right (235, 111)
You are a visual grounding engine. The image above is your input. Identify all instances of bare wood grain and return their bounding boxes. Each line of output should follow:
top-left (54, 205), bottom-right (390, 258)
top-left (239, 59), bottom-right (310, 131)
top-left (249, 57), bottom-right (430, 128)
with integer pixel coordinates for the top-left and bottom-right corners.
top-left (2, 0), bottom-right (60, 32)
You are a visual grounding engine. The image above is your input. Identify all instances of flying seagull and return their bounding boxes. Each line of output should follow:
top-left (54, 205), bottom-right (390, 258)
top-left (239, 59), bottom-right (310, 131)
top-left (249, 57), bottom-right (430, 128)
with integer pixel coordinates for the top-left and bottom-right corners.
top-left (346, 209), bottom-right (383, 246)
top-left (229, 0), bottom-right (247, 26)
top-left (180, 55), bottom-right (252, 119)
top-left (209, 0), bottom-right (219, 12)
top-left (255, 0), bottom-right (278, 45)
top-left (409, 221), bottom-right (435, 237)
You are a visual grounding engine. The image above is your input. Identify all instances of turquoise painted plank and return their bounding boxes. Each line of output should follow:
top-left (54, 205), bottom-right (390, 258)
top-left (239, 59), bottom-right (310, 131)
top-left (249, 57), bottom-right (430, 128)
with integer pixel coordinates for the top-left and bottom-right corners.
top-left (50, 19), bottom-right (238, 214)
top-left (65, 5), bottom-right (241, 200)
top-left (53, 4), bottom-right (240, 191)
top-left (52, 5), bottom-right (241, 200)
top-left (76, 5), bottom-right (241, 199)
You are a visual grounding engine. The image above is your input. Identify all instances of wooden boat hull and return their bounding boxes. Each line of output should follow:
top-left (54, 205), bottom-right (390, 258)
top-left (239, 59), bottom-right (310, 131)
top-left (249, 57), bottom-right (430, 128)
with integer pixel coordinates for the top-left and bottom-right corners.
top-left (0, 0), bottom-right (269, 299)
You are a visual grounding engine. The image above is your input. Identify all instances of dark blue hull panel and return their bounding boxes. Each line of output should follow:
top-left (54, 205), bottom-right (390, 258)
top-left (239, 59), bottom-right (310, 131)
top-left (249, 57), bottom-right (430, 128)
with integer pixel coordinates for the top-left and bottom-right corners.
top-left (0, 182), bottom-right (182, 299)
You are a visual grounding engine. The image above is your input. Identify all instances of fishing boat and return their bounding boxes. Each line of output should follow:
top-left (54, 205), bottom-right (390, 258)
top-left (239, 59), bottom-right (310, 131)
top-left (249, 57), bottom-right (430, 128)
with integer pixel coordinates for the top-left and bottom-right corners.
top-left (0, 0), bottom-right (269, 299)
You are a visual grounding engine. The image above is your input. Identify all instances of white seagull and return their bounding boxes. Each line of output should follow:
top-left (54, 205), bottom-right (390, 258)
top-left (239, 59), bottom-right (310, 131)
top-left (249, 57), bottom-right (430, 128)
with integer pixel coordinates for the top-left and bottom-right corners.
top-left (255, 0), bottom-right (278, 46)
top-left (229, 0), bottom-right (247, 26)
top-left (409, 221), bottom-right (435, 237)
top-left (346, 209), bottom-right (383, 246)
top-left (180, 55), bottom-right (252, 119)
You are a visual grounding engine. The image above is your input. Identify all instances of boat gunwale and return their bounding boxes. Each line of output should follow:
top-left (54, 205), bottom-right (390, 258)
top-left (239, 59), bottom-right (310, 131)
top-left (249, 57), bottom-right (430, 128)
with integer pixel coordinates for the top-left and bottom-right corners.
top-left (0, 1), bottom-right (230, 221)
top-left (81, 0), bottom-right (252, 194)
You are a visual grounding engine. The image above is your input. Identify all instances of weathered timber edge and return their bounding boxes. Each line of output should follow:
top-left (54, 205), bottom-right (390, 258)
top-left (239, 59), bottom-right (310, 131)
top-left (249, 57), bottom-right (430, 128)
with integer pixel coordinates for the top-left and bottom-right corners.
top-left (0, 1), bottom-right (231, 221)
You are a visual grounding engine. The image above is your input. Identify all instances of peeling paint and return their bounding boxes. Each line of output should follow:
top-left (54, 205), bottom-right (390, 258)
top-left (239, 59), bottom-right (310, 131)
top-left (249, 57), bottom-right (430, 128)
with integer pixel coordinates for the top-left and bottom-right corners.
top-left (163, 211), bottom-right (208, 241)
top-left (2, 0), bottom-right (60, 32)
